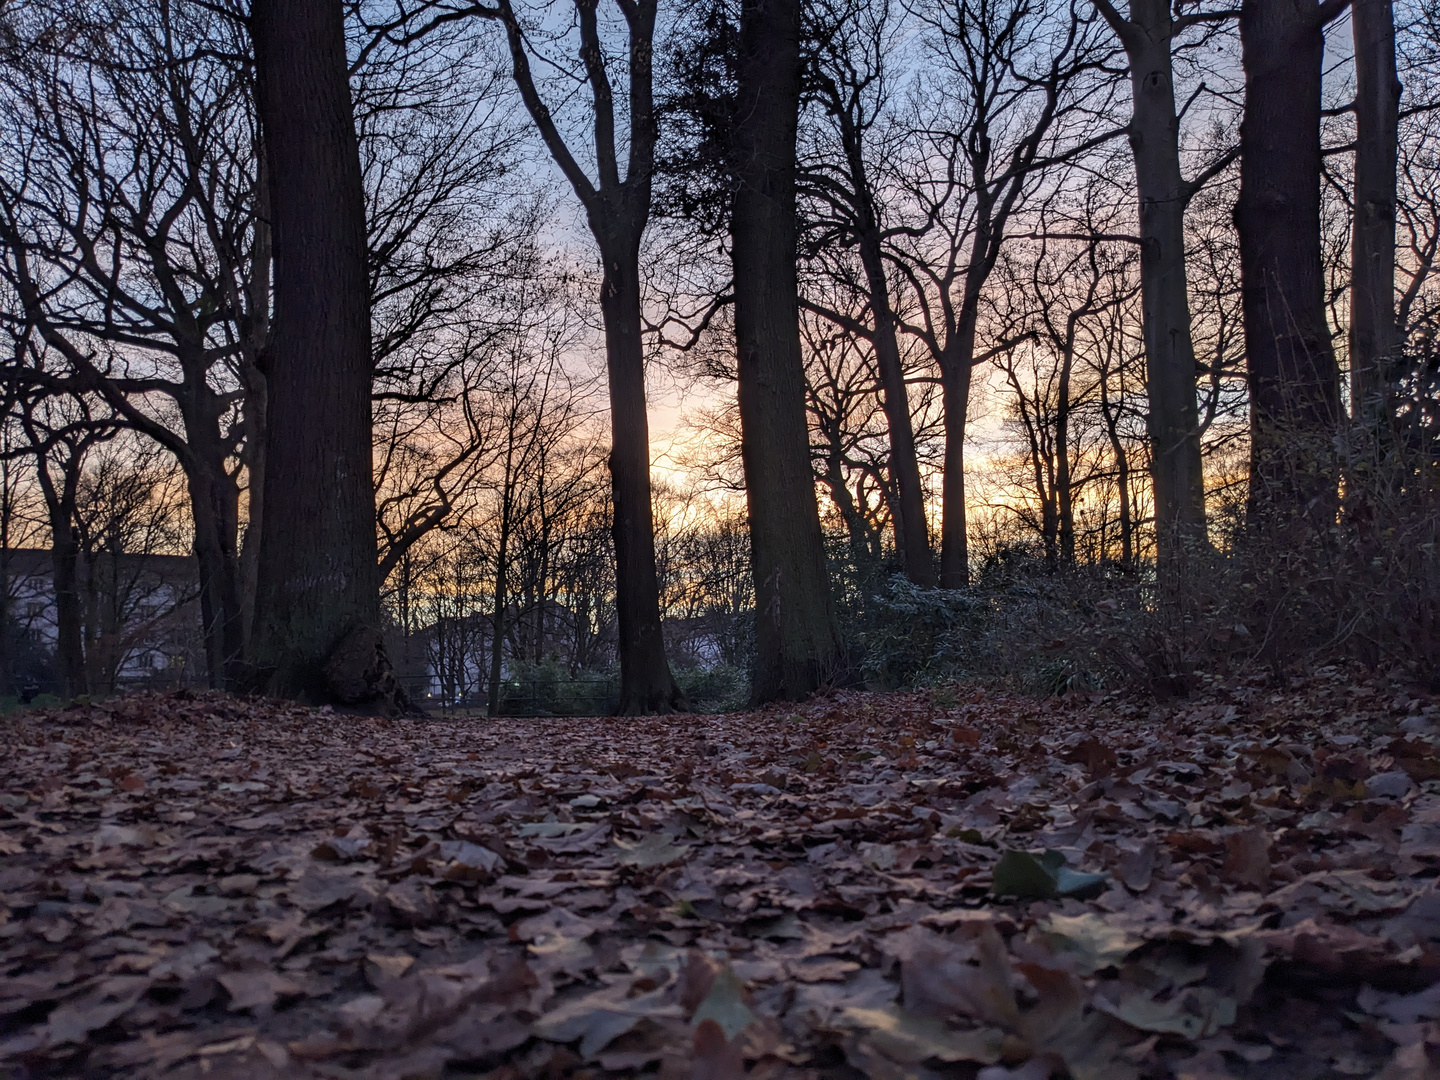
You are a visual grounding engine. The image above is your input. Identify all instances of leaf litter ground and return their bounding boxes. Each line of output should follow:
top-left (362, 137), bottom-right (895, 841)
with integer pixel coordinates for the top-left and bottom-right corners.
top-left (2, 670), bottom-right (1440, 1079)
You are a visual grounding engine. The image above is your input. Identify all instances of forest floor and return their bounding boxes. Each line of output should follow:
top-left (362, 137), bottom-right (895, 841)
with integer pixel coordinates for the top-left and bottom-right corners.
top-left (2, 671), bottom-right (1440, 1080)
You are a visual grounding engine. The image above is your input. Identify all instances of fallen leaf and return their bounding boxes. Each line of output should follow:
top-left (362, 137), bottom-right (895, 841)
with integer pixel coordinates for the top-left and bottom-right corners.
top-left (691, 966), bottom-right (754, 1041)
top-left (993, 850), bottom-right (1107, 900)
top-left (839, 1005), bottom-right (1006, 1064)
top-left (1040, 912), bottom-right (1144, 974)
top-left (217, 971), bottom-right (306, 1013)
top-left (614, 832), bottom-right (690, 868)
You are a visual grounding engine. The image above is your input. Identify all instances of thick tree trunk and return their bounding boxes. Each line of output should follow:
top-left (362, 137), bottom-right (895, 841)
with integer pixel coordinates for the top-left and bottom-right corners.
top-left (1102, 0), bottom-right (1208, 558)
top-left (1350, 0), bottom-right (1400, 423)
top-left (1236, 0), bottom-right (1343, 517)
top-left (733, 0), bottom-right (844, 703)
top-left (597, 250), bottom-right (684, 713)
top-left (938, 324), bottom-right (975, 588)
top-left (250, 0), bottom-right (395, 707)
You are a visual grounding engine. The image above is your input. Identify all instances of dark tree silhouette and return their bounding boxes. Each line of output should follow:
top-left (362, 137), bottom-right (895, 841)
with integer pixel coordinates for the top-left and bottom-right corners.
top-left (250, 0), bottom-right (396, 706)
top-left (732, 0), bottom-right (845, 702)
top-left (1350, 0), bottom-right (1401, 423)
top-left (466, 0), bottom-right (684, 714)
top-left (805, 0), bottom-right (935, 586)
top-left (1092, 0), bottom-right (1235, 560)
top-left (1235, 0), bottom-right (1349, 516)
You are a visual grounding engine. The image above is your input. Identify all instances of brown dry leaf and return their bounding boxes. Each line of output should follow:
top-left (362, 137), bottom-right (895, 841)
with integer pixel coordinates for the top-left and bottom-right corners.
top-left (1, 676), bottom-right (1436, 1078)
top-left (1221, 827), bottom-right (1271, 891)
top-left (1117, 839), bottom-right (1157, 892)
top-left (217, 970), bottom-right (306, 1012)
top-left (692, 1018), bottom-right (745, 1080)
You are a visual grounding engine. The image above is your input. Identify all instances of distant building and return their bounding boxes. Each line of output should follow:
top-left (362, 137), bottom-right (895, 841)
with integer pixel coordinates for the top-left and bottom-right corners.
top-left (0, 548), bottom-right (206, 696)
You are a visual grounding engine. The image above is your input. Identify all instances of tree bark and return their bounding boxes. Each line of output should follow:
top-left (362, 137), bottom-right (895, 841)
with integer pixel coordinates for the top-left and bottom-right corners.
top-left (46, 514), bottom-right (86, 698)
top-left (938, 313), bottom-right (977, 588)
top-left (1349, 0), bottom-right (1400, 423)
top-left (250, 0), bottom-right (393, 705)
top-left (733, 0), bottom-right (844, 703)
top-left (179, 382), bottom-right (247, 690)
top-left (1095, 0), bottom-right (1208, 559)
top-left (832, 116), bottom-right (934, 586)
top-left (1236, 0), bottom-right (1346, 517)
top-left (598, 251), bottom-right (684, 712)
top-left (484, 0), bottom-right (681, 713)
top-left (28, 442), bottom-right (86, 698)
top-left (487, 488), bottom-right (511, 717)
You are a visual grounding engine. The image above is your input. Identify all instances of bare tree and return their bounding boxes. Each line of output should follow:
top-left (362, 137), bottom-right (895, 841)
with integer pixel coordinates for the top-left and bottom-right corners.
top-left (798, 298), bottom-right (897, 568)
top-left (407, 0), bottom-right (687, 713)
top-left (1090, 0), bottom-right (1237, 559)
top-left (0, 1), bottom-right (266, 688)
top-left (990, 227), bottom-right (1138, 567)
top-left (0, 2), bottom-right (529, 693)
top-left (888, 0), bottom-right (1118, 585)
top-left (354, 5), bottom-right (543, 578)
top-left (72, 438), bottom-right (195, 694)
top-left (653, 486), bottom-right (754, 670)
top-left (481, 344), bottom-right (588, 715)
top-left (413, 532), bottom-right (488, 709)
top-left (0, 390), bottom-right (55, 695)
top-left (802, 0), bottom-right (934, 584)
top-left (13, 385), bottom-right (115, 696)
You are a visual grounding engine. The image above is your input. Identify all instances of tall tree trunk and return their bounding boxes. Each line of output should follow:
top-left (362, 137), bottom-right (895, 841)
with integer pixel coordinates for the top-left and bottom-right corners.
top-left (858, 237), bottom-right (935, 586)
top-left (938, 320), bottom-right (976, 587)
top-left (732, 0), bottom-right (844, 703)
top-left (250, 0), bottom-right (394, 706)
top-left (485, 0), bottom-right (680, 713)
top-left (1236, 0), bottom-right (1345, 518)
top-left (1350, 0), bottom-right (1400, 423)
top-left (1096, 0), bottom-right (1208, 559)
top-left (1057, 349), bottom-right (1075, 566)
top-left (48, 519), bottom-right (86, 698)
top-left (598, 248), bottom-right (684, 713)
top-left (843, 144), bottom-right (934, 585)
top-left (487, 495), bottom-right (511, 717)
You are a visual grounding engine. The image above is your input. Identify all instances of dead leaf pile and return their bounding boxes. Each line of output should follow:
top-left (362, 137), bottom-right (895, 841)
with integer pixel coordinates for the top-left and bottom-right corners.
top-left (1, 668), bottom-right (1438, 1078)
